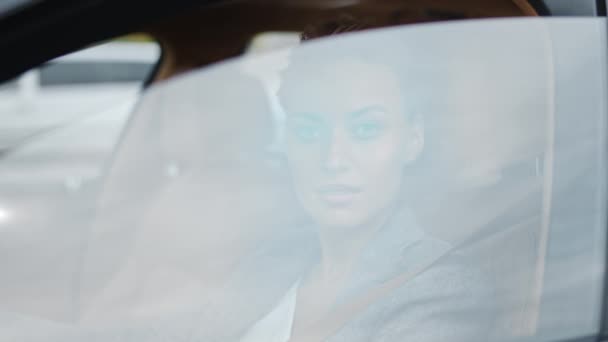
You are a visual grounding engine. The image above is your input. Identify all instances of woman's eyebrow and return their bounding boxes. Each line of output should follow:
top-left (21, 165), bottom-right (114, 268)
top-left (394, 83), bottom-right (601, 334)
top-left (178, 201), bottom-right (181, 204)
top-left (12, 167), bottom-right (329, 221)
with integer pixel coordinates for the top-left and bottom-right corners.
top-left (348, 105), bottom-right (387, 119)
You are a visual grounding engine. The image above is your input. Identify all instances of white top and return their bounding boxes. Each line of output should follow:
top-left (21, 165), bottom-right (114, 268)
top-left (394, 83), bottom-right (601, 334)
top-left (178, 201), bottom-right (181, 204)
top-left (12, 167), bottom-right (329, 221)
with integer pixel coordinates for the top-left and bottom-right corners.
top-left (240, 280), bottom-right (299, 342)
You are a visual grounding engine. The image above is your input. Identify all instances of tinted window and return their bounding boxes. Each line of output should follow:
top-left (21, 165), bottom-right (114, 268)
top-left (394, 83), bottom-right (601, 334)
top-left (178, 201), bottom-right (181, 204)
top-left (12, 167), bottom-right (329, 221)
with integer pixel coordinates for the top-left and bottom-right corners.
top-left (39, 61), bottom-right (154, 85)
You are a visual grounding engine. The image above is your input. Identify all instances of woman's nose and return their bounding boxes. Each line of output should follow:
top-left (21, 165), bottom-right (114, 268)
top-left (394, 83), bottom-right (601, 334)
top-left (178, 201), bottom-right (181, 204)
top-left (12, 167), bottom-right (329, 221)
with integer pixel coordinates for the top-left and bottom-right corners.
top-left (322, 131), bottom-right (350, 174)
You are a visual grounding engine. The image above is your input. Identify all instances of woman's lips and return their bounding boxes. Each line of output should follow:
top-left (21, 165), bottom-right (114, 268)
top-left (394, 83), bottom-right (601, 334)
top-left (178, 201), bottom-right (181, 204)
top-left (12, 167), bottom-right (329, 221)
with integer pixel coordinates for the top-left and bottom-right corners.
top-left (317, 184), bottom-right (362, 206)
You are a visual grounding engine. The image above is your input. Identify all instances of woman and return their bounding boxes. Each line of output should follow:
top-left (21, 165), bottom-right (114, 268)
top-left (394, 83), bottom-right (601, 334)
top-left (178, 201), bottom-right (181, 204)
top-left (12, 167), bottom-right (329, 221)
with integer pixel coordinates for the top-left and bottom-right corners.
top-left (239, 18), bottom-right (500, 342)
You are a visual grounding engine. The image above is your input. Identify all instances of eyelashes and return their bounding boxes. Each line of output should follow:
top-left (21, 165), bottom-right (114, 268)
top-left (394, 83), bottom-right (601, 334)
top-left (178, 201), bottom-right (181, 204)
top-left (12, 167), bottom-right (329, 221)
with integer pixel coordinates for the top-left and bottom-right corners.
top-left (350, 121), bottom-right (385, 140)
top-left (289, 120), bottom-right (386, 144)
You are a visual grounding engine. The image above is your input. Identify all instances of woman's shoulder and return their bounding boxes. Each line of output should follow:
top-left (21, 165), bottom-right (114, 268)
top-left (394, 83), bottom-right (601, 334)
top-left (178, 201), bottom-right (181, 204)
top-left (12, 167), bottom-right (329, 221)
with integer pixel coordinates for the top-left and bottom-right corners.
top-left (333, 235), bottom-right (498, 341)
top-left (369, 230), bottom-right (492, 309)
top-left (368, 244), bottom-right (499, 341)
top-left (409, 244), bottom-right (493, 297)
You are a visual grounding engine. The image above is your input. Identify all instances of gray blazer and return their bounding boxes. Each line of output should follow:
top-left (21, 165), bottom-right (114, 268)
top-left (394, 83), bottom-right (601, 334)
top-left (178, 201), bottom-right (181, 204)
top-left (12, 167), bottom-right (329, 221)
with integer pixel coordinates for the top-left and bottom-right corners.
top-left (196, 208), bottom-right (502, 342)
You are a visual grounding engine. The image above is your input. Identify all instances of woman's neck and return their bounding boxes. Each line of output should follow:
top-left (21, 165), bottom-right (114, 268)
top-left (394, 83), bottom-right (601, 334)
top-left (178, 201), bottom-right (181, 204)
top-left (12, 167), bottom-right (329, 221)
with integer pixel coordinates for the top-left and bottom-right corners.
top-left (317, 208), bottom-right (395, 280)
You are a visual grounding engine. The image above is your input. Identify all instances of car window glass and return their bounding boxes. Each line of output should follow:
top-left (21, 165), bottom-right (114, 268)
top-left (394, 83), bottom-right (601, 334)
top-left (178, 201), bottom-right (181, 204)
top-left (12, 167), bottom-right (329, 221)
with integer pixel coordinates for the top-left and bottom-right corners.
top-left (39, 62), bottom-right (153, 86)
top-left (0, 18), bottom-right (606, 342)
top-left (0, 38), bottom-right (159, 329)
top-left (0, 39), bottom-right (159, 157)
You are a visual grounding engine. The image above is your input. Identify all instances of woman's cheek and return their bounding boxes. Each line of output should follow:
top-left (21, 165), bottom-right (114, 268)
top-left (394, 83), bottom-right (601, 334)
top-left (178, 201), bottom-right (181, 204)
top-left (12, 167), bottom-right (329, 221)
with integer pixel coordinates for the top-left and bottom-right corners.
top-left (355, 135), bottom-right (407, 177)
top-left (356, 141), bottom-right (407, 206)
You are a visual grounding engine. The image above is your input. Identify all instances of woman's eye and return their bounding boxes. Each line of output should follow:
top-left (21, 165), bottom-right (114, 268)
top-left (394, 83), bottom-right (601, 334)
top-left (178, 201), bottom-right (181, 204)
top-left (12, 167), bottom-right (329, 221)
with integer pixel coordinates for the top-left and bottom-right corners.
top-left (292, 125), bottom-right (323, 143)
top-left (351, 122), bottom-right (384, 140)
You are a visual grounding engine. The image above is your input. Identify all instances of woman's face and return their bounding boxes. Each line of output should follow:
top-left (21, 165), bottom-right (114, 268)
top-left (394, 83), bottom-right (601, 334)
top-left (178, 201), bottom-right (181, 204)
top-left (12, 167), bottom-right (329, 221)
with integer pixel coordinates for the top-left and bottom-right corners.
top-left (282, 59), bottom-right (422, 229)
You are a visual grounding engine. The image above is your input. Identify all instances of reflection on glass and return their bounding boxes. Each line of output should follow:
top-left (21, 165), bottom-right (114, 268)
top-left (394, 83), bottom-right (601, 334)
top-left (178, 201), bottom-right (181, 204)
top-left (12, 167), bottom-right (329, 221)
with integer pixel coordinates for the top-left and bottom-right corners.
top-left (0, 18), bottom-right (606, 342)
